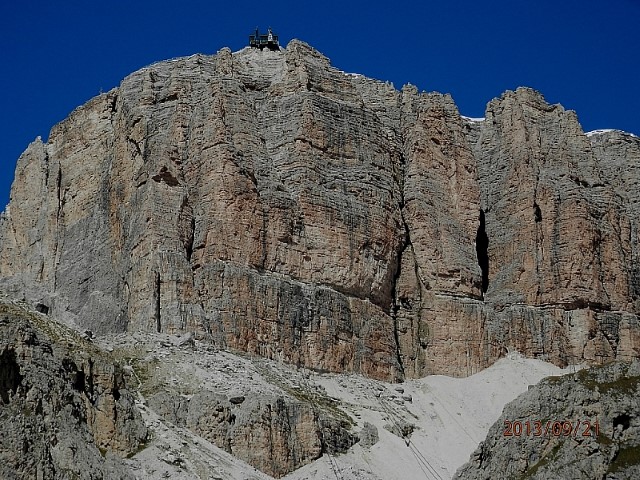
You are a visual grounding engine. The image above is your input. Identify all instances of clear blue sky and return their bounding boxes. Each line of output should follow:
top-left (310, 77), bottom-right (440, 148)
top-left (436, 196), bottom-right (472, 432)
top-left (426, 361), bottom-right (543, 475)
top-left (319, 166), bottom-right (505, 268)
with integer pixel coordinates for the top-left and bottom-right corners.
top-left (1, 0), bottom-right (639, 211)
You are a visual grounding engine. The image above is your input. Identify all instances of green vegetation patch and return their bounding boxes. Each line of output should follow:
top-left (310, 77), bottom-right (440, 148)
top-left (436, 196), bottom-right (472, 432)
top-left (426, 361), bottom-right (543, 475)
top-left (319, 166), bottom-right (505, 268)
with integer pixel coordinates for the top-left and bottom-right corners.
top-left (253, 361), bottom-right (354, 426)
top-left (129, 356), bottom-right (161, 396)
top-left (285, 384), bottom-right (354, 426)
top-left (521, 443), bottom-right (561, 479)
top-left (574, 367), bottom-right (640, 395)
top-left (609, 444), bottom-right (640, 473)
top-left (597, 432), bottom-right (613, 446)
top-left (575, 369), bottom-right (599, 390)
top-left (542, 374), bottom-right (566, 385)
top-left (598, 376), bottom-right (640, 395)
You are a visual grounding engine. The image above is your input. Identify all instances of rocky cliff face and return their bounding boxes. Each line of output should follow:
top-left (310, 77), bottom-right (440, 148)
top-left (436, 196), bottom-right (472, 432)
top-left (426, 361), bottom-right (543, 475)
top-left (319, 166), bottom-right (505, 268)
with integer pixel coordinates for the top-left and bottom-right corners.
top-left (1, 40), bottom-right (639, 381)
top-left (146, 383), bottom-right (356, 477)
top-left (0, 297), bottom-right (147, 479)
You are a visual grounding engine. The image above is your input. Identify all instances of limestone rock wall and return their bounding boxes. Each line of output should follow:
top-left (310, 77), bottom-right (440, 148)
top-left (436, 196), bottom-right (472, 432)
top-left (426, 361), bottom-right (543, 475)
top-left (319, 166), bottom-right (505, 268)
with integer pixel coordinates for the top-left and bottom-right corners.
top-left (477, 88), bottom-right (628, 309)
top-left (1, 40), bottom-right (639, 380)
top-left (395, 86), bottom-right (485, 377)
top-left (148, 391), bottom-right (356, 478)
top-left (475, 89), bottom-right (640, 367)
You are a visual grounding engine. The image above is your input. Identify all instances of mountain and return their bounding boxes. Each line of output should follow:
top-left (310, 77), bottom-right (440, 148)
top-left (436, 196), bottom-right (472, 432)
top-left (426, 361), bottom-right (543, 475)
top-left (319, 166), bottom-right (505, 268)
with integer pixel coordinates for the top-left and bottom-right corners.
top-left (1, 40), bottom-right (639, 478)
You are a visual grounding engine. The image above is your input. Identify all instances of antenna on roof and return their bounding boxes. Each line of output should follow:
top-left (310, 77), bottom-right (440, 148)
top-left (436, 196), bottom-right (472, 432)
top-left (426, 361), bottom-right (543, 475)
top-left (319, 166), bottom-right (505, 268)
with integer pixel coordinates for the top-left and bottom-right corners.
top-left (249, 27), bottom-right (280, 51)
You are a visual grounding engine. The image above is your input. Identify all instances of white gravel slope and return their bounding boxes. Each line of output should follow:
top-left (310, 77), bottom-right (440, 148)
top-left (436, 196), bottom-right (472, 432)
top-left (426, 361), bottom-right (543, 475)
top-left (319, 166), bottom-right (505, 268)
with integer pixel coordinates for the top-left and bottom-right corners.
top-left (100, 332), bottom-right (571, 480)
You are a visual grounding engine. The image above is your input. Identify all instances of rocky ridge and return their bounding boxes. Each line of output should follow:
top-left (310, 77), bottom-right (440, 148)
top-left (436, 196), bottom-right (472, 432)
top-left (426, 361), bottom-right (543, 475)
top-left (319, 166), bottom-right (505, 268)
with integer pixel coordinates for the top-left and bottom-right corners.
top-left (1, 40), bottom-right (639, 383)
top-left (107, 330), bottom-right (358, 478)
top-left (0, 294), bottom-right (365, 478)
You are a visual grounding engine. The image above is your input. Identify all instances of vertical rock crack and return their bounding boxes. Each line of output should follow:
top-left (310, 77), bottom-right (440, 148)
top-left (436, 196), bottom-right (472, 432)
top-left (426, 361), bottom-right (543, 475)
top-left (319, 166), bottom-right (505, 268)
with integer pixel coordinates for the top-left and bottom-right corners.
top-left (155, 272), bottom-right (161, 332)
top-left (475, 209), bottom-right (489, 296)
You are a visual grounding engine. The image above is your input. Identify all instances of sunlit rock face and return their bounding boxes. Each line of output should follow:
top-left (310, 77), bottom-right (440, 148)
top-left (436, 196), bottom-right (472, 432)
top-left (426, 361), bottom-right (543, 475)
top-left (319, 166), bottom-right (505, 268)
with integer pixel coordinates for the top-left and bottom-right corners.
top-left (1, 40), bottom-right (639, 380)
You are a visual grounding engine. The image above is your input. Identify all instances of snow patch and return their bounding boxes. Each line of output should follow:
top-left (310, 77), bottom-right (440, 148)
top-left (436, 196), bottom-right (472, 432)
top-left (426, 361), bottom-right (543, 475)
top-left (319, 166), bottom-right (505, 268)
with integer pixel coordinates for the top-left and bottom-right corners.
top-left (334, 68), bottom-right (364, 79)
top-left (586, 129), bottom-right (616, 136)
top-left (461, 116), bottom-right (485, 123)
top-left (586, 129), bottom-right (638, 138)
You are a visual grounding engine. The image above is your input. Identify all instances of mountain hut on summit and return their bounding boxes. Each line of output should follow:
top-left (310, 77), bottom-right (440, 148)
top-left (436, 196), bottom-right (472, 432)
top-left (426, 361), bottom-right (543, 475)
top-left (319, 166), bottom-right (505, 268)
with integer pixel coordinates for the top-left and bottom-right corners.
top-left (249, 28), bottom-right (280, 50)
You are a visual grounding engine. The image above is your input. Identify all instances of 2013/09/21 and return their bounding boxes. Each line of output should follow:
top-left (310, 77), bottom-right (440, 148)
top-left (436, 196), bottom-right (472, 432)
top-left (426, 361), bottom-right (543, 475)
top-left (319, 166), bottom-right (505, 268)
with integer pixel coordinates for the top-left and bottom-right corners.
top-left (503, 419), bottom-right (600, 438)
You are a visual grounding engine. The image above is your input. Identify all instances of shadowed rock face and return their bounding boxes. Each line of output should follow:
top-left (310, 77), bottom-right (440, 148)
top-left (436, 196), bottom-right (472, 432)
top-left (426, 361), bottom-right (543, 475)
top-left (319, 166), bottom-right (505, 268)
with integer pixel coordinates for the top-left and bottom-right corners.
top-left (0, 302), bottom-right (147, 480)
top-left (1, 40), bottom-right (639, 380)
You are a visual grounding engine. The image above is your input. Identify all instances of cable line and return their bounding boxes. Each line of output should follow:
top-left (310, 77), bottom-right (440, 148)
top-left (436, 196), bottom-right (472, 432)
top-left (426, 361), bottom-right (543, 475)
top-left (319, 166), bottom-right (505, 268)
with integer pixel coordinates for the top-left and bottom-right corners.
top-left (299, 368), bottom-right (343, 480)
top-left (373, 383), bottom-right (444, 480)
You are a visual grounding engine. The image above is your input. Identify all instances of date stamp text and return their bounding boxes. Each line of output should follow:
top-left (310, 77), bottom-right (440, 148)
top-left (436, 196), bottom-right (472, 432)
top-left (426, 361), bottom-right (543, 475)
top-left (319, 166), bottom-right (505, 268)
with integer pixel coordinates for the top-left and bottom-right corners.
top-left (503, 419), bottom-right (600, 438)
